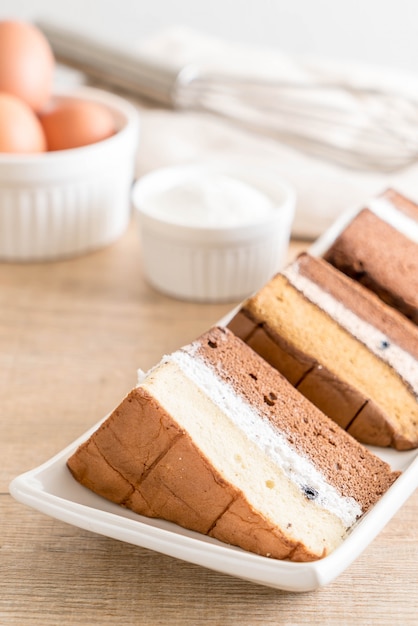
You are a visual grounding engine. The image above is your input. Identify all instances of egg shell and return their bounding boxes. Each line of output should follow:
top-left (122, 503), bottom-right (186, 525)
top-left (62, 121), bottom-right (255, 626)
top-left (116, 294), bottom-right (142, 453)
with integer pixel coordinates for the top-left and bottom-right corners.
top-left (0, 92), bottom-right (47, 153)
top-left (39, 98), bottom-right (117, 151)
top-left (0, 21), bottom-right (54, 112)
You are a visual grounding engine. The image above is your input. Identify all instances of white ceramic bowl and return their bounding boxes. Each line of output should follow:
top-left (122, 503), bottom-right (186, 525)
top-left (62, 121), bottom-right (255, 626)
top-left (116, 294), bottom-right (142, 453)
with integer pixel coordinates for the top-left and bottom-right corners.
top-left (132, 163), bottom-right (295, 302)
top-left (0, 86), bottom-right (140, 261)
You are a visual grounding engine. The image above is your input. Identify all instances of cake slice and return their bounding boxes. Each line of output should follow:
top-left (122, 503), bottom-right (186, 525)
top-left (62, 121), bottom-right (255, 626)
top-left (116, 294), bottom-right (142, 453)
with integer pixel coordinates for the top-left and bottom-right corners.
top-left (228, 253), bottom-right (418, 450)
top-left (67, 326), bottom-right (398, 562)
top-left (323, 188), bottom-right (418, 324)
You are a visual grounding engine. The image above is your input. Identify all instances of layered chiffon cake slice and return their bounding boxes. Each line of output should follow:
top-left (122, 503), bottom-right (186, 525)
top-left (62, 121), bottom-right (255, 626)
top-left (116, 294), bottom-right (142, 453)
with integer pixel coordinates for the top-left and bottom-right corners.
top-left (67, 326), bottom-right (398, 562)
top-left (323, 188), bottom-right (418, 324)
top-left (228, 253), bottom-right (418, 450)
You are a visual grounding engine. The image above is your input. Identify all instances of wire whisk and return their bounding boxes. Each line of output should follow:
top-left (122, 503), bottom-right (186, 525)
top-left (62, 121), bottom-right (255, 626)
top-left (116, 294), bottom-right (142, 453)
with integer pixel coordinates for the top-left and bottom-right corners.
top-left (39, 21), bottom-right (418, 172)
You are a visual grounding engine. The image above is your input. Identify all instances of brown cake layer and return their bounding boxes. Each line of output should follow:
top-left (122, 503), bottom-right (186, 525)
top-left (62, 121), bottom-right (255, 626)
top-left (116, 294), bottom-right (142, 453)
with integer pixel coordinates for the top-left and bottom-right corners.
top-left (67, 327), bottom-right (399, 562)
top-left (383, 188), bottom-right (418, 221)
top-left (228, 255), bottom-right (418, 449)
top-left (323, 190), bottom-right (418, 324)
top-left (192, 327), bottom-right (397, 510)
top-left (297, 252), bottom-right (418, 359)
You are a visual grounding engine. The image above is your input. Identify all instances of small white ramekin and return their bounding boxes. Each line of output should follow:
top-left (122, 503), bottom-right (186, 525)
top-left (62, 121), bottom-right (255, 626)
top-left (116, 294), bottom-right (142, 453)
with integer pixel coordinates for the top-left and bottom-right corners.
top-left (0, 86), bottom-right (140, 261)
top-left (132, 162), bottom-right (295, 302)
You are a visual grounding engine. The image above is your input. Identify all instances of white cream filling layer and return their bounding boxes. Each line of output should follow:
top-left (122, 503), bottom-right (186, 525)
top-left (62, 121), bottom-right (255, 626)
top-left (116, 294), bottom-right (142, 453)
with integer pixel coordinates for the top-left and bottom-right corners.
top-left (284, 264), bottom-right (418, 397)
top-left (163, 345), bottom-right (362, 529)
top-left (368, 195), bottom-right (418, 244)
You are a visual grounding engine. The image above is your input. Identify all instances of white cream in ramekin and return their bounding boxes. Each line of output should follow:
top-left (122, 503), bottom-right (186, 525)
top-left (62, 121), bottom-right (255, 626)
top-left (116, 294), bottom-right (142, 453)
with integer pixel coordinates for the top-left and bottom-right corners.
top-left (132, 163), bottom-right (295, 302)
top-left (0, 86), bottom-right (140, 261)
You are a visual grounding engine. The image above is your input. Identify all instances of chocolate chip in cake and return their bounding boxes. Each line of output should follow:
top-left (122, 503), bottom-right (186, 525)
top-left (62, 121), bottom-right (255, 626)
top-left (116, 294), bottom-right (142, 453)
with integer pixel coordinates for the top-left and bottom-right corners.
top-left (303, 485), bottom-right (319, 500)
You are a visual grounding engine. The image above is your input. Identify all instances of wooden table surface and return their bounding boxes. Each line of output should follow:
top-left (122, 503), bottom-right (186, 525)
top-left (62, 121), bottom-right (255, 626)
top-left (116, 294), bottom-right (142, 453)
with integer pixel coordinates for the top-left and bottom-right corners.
top-left (1, 221), bottom-right (417, 625)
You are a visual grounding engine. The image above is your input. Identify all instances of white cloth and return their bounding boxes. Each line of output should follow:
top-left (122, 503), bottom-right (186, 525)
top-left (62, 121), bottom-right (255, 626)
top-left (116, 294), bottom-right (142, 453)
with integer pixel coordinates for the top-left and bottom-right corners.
top-left (57, 26), bottom-right (418, 238)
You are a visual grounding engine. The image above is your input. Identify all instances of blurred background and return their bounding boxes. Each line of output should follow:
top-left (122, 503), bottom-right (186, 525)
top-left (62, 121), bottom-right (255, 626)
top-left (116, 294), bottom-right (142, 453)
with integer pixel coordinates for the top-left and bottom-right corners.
top-left (2, 0), bottom-right (418, 239)
top-left (1, 0), bottom-right (417, 73)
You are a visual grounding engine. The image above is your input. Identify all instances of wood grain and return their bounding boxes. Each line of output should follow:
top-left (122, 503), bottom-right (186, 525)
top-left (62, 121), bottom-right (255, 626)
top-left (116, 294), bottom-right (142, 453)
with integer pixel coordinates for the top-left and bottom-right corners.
top-left (1, 221), bottom-right (416, 625)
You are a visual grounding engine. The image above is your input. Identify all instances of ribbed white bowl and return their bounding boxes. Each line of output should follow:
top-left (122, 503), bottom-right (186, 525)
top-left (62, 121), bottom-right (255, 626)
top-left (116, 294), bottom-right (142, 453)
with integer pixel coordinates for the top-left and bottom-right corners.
top-left (0, 86), bottom-right (140, 261)
top-left (132, 163), bottom-right (295, 302)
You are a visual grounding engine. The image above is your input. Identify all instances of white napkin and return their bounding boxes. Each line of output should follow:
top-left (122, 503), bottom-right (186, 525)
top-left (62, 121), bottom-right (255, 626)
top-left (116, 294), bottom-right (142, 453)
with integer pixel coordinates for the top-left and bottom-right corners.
top-left (132, 27), bottom-right (418, 238)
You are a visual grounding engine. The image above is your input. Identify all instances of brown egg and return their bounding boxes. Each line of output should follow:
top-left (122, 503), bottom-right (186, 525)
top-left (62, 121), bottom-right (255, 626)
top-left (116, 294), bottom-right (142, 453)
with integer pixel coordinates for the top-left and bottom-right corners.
top-left (0, 21), bottom-right (54, 112)
top-left (0, 92), bottom-right (47, 153)
top-left (39, 98), bottom-right (117, 151)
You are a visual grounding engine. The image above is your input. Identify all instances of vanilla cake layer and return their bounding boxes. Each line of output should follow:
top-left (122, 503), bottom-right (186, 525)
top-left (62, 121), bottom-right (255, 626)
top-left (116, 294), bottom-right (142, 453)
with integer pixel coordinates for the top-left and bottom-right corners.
top-left (142, 359), bottom-right (347, 559)
top-left (228, 254), bottom-right (418, 450)
top-left (323, 188), bottom-right (418, 324)
top-left (67, 327), bottom-right (398, 562)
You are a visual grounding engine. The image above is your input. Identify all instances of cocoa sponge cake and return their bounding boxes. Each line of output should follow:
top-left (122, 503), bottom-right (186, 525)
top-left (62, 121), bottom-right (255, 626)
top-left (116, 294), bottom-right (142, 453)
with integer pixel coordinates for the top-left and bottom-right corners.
top-left (323, 189), bottom-right (418, 324)
top-left (228, 253), bottom-right (418, 450)
top-left (67, 326), bottom-right (398, 562)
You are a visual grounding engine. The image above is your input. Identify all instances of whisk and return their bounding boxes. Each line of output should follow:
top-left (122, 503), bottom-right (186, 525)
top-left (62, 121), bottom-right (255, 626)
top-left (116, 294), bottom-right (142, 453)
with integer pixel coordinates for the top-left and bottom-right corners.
top-left (39, 21), bottom-right (418, 172)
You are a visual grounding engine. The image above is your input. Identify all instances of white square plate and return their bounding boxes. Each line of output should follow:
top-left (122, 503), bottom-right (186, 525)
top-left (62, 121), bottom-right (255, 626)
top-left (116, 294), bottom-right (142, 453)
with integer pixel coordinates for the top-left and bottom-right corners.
top-left (9, 422), bottom-right (418, 592)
